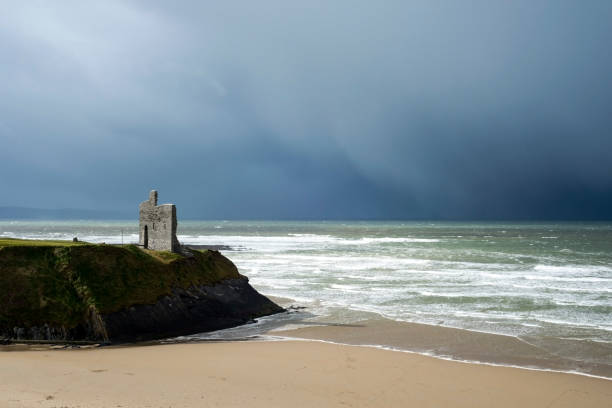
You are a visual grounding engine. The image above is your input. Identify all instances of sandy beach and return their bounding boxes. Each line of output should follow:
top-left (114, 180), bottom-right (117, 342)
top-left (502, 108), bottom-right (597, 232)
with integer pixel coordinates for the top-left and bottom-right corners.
top-left (1, 340), bottom-right (610, 408)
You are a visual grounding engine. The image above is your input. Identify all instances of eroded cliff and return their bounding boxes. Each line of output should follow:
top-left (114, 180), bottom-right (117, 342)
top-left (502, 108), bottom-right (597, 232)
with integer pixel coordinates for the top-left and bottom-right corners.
top-left (0, 239), bottom-right (283, 342)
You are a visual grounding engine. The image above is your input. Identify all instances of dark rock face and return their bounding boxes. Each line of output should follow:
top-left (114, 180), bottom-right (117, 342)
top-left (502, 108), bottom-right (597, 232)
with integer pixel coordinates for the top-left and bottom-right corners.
top-left (102, 277), bottom-right (283, 342)
top-left (5, 278), bottom-right (283, 343)
top-left (0, 243), bottom-right (284, 344)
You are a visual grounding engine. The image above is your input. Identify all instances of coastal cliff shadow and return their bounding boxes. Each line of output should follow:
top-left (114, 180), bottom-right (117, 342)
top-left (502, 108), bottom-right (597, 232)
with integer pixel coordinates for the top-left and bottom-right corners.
top-left (157, 305), bottom-right (364, 344)
top-left (0, 306), bottom-right (365, 350)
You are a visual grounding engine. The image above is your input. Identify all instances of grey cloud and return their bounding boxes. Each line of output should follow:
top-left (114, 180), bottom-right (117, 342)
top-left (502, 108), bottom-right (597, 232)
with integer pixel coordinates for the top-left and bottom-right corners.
top-left (1, 1), bottom-right (611, 219)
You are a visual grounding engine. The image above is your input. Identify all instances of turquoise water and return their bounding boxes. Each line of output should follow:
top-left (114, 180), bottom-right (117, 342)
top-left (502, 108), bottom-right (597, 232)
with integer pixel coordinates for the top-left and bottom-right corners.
top-left (2, 220), bottom-right (611, 367)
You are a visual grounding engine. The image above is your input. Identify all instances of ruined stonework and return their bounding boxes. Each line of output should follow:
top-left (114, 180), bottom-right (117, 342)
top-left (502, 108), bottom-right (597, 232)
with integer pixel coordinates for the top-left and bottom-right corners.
top-left (139, 190), bottom-right (180, 252)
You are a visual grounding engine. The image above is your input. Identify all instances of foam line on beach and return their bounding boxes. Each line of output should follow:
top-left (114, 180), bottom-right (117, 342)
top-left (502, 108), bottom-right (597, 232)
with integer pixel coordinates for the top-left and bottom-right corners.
top-left (258, 335), bottom-right (612, 381)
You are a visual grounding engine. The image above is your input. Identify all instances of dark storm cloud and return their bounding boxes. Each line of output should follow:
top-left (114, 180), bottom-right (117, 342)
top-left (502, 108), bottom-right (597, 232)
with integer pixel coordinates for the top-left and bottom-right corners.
top-left (1, 1), bottom-right (611, 219)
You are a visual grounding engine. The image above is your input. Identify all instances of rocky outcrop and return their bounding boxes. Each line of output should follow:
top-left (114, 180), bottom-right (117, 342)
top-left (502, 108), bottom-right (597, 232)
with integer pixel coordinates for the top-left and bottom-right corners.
top-left (7, 277), bottom-right (282, 343)
top-left (102, 278), bottom-right (282, 342)
top-left (0, 242), bottom-right (283, 343)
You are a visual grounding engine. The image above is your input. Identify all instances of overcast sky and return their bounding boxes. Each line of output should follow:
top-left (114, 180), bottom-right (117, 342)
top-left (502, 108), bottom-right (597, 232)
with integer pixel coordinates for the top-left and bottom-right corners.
top-left (1, 1), bottom-right (611, 219)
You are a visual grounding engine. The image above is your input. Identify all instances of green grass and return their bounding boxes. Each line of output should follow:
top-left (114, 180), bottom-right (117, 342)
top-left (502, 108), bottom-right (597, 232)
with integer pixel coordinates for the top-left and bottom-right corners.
top-left (0, 238), bottom-right (88, 247)
top-left (0, 241), bottom-right (242, 337)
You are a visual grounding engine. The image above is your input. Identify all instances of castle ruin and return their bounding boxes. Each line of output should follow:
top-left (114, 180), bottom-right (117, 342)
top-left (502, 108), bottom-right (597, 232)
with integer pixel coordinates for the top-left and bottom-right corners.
top-left (139, 190), bottom-right (180, 252)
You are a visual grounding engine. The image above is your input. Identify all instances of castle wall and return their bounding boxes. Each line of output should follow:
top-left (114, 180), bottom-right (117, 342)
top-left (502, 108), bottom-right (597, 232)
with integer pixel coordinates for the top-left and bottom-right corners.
top-left (139, 190), bottom-right (180, 252)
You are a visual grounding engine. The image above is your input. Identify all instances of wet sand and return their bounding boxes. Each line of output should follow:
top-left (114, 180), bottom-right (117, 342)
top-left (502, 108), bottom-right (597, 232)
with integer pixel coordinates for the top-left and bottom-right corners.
top-left (1, 341), bottom-right (611, 408)
top-left (273, 318), bottom-right (612, 379)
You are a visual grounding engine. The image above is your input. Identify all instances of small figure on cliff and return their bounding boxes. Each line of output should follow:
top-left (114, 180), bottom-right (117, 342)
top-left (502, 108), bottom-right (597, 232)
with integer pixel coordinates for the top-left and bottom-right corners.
top-left (139, 190), bottom-right (180, 252)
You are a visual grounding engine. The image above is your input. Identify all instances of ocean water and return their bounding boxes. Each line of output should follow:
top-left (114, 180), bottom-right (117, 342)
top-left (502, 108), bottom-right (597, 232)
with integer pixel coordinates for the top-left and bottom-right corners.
top-left (2, 220), bottom-right (611, 372)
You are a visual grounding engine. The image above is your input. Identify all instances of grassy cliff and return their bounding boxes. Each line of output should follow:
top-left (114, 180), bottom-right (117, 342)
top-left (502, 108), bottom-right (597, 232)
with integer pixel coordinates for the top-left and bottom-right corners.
top-left (0, 239), bottom-right (242, 339)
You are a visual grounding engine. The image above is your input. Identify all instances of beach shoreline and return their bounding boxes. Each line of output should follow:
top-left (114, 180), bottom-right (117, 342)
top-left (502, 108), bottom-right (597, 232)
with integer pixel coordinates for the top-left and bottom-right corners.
top-left (270, 317), bottom-right (612, 380)
top-left (2, 340), bottom-right (611, 408)
top-left (3, 220), bottom-right (611, 380)
top-left (2, 221), bottom-right (611, 406)
top-left (254, 295), bottom-right (612, 379)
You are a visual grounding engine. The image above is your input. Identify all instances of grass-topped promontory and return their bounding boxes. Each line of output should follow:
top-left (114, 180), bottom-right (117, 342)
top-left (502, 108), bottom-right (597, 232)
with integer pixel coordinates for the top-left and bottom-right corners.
top-left (0, 238), bottom-right (89, 247)
top-left (0, 239), bottom-right (242, 335)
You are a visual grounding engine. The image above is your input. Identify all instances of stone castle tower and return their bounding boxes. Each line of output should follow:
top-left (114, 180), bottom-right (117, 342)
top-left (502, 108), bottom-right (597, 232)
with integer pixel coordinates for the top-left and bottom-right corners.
top-left (139, 190), bottom-right (180, 252)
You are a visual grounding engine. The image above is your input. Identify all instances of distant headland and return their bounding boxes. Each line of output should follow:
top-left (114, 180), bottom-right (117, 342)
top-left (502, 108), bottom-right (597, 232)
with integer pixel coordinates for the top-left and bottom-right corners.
top-left (0, 190), bottom-right (283, 343)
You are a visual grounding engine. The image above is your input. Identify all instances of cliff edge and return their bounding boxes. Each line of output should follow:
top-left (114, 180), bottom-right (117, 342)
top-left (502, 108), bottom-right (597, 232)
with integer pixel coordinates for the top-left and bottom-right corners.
top-left (0, 239), bottom-right (283, 343)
